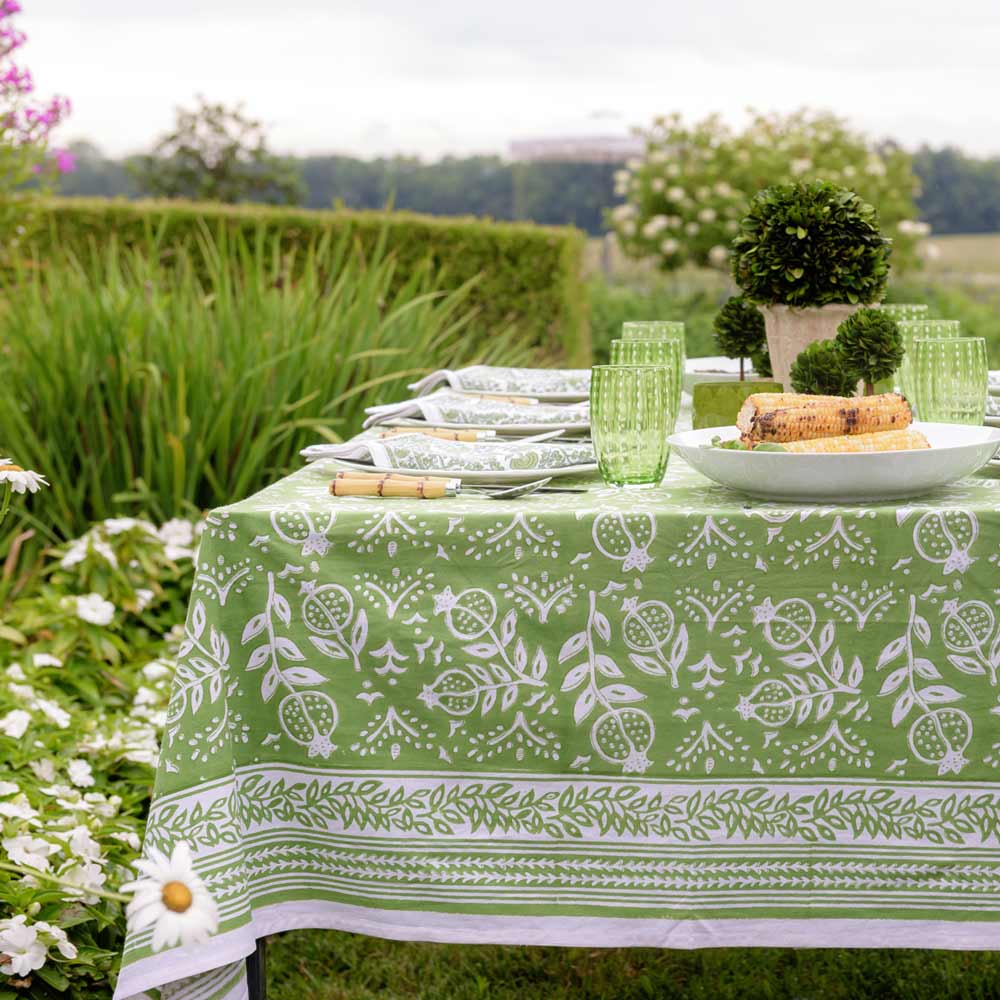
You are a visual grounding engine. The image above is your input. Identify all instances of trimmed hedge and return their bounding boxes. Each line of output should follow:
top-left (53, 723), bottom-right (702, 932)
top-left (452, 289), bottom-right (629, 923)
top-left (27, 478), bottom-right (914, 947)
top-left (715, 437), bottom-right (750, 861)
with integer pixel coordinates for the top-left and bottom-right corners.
top-left (32, 197), bottom-right (590, 364)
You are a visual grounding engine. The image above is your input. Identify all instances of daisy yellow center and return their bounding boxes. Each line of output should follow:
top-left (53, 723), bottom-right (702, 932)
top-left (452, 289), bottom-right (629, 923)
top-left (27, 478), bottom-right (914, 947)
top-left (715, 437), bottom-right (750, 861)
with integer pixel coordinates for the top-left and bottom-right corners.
top-left (0, 464), bottom-right (23, 472)
top-left (161, 881), bottom-right (193, 913)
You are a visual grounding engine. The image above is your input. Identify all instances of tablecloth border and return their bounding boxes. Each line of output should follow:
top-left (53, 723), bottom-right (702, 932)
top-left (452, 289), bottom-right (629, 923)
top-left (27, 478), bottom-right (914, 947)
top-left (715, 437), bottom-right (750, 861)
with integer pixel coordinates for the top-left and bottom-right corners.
top-left (114, 900), bottom-right (1000, 1000)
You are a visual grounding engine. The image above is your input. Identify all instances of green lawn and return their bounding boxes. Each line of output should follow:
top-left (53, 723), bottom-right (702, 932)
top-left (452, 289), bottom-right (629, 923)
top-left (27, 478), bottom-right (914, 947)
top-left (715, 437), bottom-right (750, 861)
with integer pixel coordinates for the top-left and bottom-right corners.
top-left (923, 233), bottom-right (1000, 276)
top-left (267, 931), bottom-right (1000, 1000)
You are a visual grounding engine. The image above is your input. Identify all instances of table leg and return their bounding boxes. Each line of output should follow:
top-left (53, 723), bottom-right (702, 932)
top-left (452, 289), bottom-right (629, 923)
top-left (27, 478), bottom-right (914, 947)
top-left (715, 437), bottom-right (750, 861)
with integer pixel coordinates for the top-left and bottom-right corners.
top-left (246, 937), bottom-right (267, 1000)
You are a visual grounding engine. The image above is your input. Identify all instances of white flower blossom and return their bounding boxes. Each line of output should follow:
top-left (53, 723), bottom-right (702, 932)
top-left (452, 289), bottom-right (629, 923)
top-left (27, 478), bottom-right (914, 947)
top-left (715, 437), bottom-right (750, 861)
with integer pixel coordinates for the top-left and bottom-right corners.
top-left (32, 653), bottom-right (62, 669)
top-left (685, 221), bottom-right (700, 236)
top-left (75, 593), bottom-right (115, 627)
top-left (0, 797), bottom-right (38, 821)
top-left (142, 660), bottom-right (173, 682)
top-left (697, 207), bottom-right (717, 223)
top-left (666, 185), bottom-right (685, 201)
top-left (35, 698), bottom-right (71, 729)
top-left (0, 916), bottom-right (48, 976)
top-left (3, 835), bottom-right (58, 872)
top-left (28, 759), bottom-right (56, 782)
top-left (0, 780), bottom-right (18, 796)
top-left (659, 238), bottom-right (680, 255)
top-left (5, 663), bottom-right (25, 680)
top-left (59, 861), bottom-right (107, 904)
top-left (0, 463), bottom-right (48, 495)
top-left (123, 842), bottom-right (219, 952)
top-left (665, 162), bottom-right (681, 177)
top-left (111, 830), bottom-right (142, 851)
top-left (68, 759), bottom-right (95, 788)
top-left (59, 825), bottom-right (103, 862)
top-left (0, 709), bottom-right (31, 738)
top-left (32, 921), bottom-right (77, 959)
top-left (865, 156), bottom-right (886, 176)
top-left (102, 517), bottom-right (139, 534)
top-left (790, 157), bottom-right (813, 175)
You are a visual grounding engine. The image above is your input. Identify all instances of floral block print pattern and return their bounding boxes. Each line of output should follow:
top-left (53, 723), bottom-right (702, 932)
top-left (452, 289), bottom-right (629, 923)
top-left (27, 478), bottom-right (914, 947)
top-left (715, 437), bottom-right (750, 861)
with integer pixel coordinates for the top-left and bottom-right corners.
top-left (115, 453), bottom-right (1000, 1000)
top-left (409, 366), bottom-right (592, 398)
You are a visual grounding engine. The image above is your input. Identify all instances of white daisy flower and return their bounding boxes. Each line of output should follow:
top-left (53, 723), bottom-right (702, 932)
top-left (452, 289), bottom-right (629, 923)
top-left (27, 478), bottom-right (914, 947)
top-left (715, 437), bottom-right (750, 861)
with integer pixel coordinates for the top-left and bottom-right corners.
top-left (0, 916), bottom-right (47, 976)
top-left (74, 593), bottom-right (115, 626)
top-left (123, 842), bottom-right (219, 952)
top-left (0, 463), bottom-right (48, 495)
top-left (32, 653), bottom-right (62, 669)
top-left (0, 708), bottom-right (31, 740)
top-left (3, 834), bottom-right (58, 872)
top-left (67, 759), bottom-right (95, 788)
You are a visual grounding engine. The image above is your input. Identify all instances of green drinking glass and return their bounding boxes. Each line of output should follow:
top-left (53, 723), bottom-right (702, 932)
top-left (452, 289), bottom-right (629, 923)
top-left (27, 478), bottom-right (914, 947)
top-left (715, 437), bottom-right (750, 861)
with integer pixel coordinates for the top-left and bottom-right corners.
top-left (897, 319), bottom-right (961, 400)
top-left (609, 338), bottom-right (683, 415)
top-left (590, 365), bottom-right (674, 488)
top-left (912, 337), bottom-right (988, 425)
top-left (877, 303), bottom-right (929, 322)
top-left (621, 321), bottom-right (686, 371)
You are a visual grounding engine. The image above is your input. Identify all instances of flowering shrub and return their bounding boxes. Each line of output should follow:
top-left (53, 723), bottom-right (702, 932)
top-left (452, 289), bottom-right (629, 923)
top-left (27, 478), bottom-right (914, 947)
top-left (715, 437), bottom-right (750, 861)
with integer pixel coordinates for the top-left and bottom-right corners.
top-left (609, 109), bottom-right (924, 273)
top-left (0, 517), bottom-right (200, 997)
top-left (0, 0), bottom-right (72, 259)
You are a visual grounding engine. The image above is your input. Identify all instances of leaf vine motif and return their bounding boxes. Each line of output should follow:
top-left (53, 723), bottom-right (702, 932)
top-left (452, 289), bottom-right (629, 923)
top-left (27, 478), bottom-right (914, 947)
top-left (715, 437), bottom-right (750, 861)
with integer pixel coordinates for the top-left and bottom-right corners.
top-left (169, 599), bottom-right (232, 729)
top-left (560, 591), bottom-right (653, 773)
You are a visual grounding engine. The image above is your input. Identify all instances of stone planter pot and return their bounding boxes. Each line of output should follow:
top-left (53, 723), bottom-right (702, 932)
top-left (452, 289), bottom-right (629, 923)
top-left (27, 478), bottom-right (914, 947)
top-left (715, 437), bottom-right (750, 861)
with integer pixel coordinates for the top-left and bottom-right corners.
top-left (758, 303), bottom-right (862, 390)
top-left (692, 379), bottom-right (783, 430)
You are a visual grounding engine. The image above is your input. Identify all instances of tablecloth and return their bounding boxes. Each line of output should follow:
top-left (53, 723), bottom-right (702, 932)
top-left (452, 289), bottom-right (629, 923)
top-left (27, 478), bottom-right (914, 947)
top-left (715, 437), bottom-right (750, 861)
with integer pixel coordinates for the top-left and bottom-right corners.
top-left (115, 453), bottom-right (1000, 1000)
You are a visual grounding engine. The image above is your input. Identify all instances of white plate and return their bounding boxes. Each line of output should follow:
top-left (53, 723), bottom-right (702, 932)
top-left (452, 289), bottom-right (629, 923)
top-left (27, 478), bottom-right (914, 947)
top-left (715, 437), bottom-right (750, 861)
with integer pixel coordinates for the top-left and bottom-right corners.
top-left (332, 458), bottom-right (597, 484)
top-left (382, 417), bottom-right (590, 436)
top-left (668, 422), bottom-right (1000, 502)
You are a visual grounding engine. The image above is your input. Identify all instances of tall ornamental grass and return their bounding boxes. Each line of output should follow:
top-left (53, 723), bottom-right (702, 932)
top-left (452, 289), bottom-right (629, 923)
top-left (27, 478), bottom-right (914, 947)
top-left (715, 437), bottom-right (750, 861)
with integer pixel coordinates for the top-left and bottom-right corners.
top-left (0, 226), bottom-right (535, 544)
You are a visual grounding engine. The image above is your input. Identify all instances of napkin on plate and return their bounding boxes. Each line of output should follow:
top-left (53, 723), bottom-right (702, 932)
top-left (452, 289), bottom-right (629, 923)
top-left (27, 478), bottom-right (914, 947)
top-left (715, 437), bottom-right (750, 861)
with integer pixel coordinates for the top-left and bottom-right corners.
top-left (301, 435), bottom-right (595, 473)
top-left (408, 366), bottom-right (591, 398)
top-left (363, 389), bottom-right (590, 429)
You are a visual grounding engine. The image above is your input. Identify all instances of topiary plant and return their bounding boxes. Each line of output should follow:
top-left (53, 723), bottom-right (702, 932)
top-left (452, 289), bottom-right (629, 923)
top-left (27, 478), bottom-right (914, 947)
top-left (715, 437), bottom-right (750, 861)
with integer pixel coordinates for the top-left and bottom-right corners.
top-left (834, 306), bottom-right (904, 395)
top-left (712, 295), bottom-right (767, 380)
top-left (750, 344), bottom-right (772, 379)
top-left (730, 181), bottom-right (891, 308)
top-left (789, 340), bottom-right (857, 396)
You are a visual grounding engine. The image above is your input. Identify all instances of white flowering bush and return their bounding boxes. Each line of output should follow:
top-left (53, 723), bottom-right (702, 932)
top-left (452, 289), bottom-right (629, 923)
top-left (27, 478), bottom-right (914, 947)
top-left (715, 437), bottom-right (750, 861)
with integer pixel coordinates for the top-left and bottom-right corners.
top-left (0, 517), bottom-right (201, 997)
top-left (609, 109), bottom-right (925, 272)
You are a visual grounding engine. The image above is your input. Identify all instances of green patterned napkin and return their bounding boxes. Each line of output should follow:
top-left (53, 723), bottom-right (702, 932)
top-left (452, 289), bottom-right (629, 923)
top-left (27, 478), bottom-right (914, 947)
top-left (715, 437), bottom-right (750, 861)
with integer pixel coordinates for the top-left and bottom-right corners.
top-left (364, 389), bottom-right (590, 429)
top-left (302, 435), bottom-right (595, 472)
top-left (409, 366), bottom-right (591, 398)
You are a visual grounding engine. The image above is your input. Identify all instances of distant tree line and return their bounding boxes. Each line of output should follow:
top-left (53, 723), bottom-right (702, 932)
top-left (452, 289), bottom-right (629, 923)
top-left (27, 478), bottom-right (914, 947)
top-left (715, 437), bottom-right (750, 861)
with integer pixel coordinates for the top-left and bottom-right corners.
top-left (55, 140), bottom-right (1000, 237)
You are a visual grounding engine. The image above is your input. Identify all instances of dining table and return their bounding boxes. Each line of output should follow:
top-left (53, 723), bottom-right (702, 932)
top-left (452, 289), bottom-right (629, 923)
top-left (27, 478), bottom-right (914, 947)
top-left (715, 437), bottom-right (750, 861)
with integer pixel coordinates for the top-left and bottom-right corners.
top-left (113, 419), bottom-right (1000, 1000)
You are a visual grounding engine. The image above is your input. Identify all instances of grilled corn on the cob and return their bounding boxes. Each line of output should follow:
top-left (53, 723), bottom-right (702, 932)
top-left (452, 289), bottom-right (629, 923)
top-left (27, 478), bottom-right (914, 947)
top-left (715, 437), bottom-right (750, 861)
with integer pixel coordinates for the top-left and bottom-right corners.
top-left (738, 392), bottom-right (912, 444)
top-left (781, 427), bottom-right (930, 453)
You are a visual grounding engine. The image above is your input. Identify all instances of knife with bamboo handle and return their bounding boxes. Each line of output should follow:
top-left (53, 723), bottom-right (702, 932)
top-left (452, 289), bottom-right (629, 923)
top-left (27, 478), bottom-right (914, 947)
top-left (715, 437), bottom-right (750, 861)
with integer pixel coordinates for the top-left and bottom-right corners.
top-left (330, 470), bottom-right (587, 498)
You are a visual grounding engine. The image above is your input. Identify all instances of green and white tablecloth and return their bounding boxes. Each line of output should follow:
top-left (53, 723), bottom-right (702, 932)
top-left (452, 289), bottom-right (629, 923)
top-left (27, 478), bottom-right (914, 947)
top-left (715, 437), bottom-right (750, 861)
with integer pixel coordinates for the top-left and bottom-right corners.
top-left (116, 453), bottom-right (1000, 1000)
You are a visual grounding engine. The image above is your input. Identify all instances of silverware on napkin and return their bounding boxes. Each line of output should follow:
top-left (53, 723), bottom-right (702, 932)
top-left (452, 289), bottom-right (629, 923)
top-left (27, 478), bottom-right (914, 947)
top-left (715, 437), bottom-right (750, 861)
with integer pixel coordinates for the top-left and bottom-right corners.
top-left (329, 471), bottom-right (586, 500)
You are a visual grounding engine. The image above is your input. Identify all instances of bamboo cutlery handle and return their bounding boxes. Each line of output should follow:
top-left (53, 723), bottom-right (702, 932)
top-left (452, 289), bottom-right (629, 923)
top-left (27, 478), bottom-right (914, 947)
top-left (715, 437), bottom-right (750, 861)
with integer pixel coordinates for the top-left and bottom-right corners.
top-left (329, 470), bottom-right (454, 499)
top-left (377, 427), bottom-right (481, 442)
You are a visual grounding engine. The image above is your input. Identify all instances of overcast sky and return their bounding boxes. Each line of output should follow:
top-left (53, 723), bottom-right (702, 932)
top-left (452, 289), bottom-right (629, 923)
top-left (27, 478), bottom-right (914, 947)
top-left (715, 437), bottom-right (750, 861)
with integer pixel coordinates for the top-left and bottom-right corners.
top-left (21, 1), bottom-right (1000, 160)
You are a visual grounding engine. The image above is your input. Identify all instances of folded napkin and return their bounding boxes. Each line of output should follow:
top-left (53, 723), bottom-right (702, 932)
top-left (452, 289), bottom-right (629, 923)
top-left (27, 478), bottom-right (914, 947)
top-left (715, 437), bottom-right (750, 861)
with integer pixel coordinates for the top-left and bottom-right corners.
top-left (987, 395), bottom-right (1000, 418)
top-left (409, 365), bottom-right (591, 398)
top-left (301, 435), bottom-right (595, 473)
top-left (363, 389), bottom-right (590, 429)
top-left (989, 371), bottom-right (1000, 397)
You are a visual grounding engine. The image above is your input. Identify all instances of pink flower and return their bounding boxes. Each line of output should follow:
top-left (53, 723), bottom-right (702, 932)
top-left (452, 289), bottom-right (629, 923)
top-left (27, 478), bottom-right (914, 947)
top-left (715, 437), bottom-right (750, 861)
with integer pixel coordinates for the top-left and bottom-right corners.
top-left (0, 1), bottom-right (23, 16)
top-left (52, 148), bottom-right (75, 173)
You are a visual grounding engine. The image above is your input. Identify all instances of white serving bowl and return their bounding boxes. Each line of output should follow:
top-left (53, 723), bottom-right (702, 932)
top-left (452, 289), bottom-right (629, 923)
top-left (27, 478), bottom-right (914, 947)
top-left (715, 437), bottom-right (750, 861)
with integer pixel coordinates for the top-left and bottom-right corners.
top-left (668, 421), bottom-right (1000, 502)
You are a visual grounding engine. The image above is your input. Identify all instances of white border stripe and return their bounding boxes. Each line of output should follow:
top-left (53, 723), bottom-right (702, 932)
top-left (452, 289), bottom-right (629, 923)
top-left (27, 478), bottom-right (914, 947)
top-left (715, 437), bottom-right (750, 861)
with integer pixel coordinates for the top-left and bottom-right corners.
top-left (114, 902), bottom-right (1000, 1000)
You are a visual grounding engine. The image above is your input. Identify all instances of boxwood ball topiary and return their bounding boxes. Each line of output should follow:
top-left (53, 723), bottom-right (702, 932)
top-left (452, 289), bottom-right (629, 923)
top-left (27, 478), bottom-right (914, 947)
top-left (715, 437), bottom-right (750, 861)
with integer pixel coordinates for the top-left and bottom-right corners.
top-left (713, 295), bottom-right (767, 361)
top-left (789, 339), bottom-right (857, 396)
top-left (750, 345), bottom-right (772, 378)
top-left (730, 181), bottom-right (891, 308)
top-left (834, 306), bottom-right (904, 394)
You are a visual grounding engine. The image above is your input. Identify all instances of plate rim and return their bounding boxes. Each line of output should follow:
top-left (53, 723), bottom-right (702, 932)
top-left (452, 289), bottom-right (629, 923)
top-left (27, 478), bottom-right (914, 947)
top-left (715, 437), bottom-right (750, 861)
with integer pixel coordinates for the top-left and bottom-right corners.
top-left (331, 457), bottom-right (598, 483)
